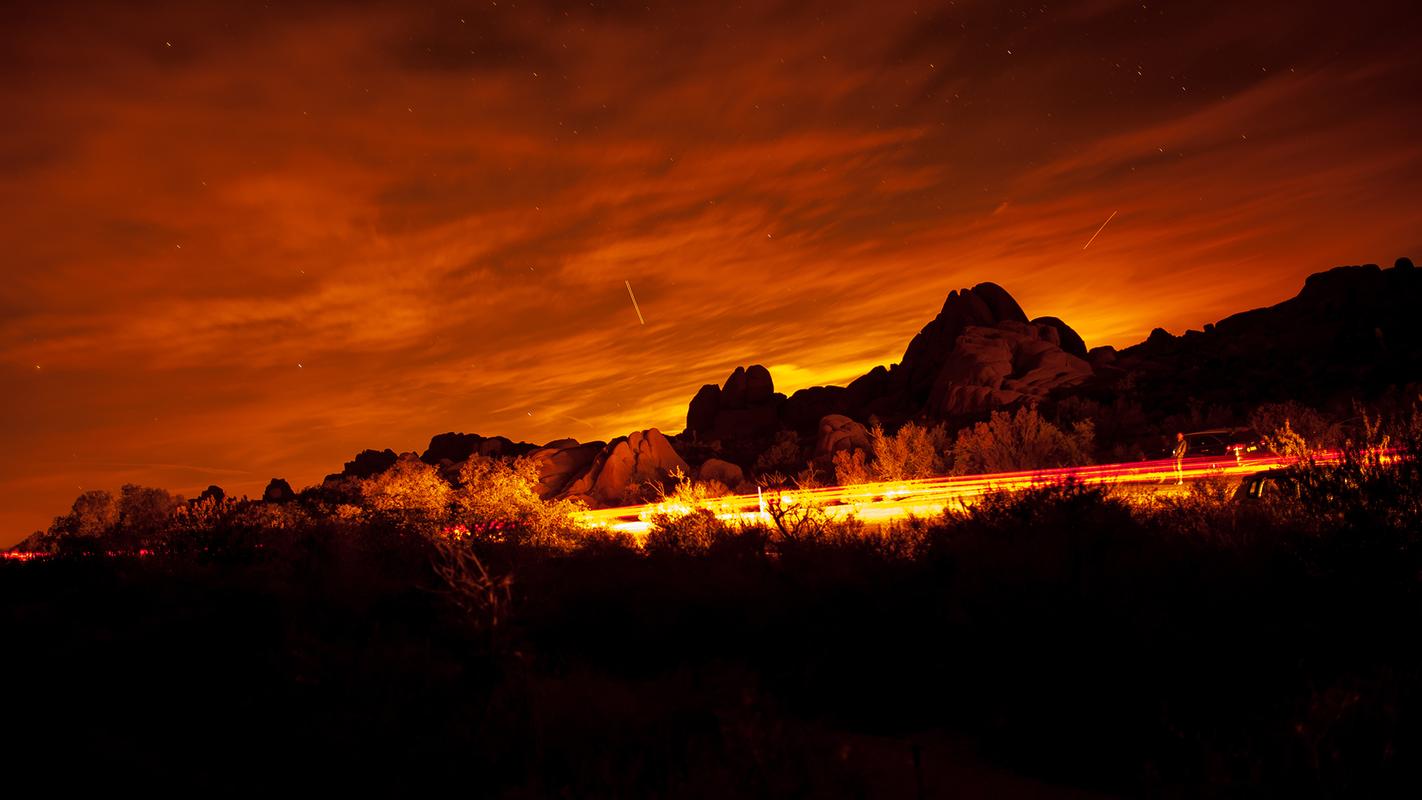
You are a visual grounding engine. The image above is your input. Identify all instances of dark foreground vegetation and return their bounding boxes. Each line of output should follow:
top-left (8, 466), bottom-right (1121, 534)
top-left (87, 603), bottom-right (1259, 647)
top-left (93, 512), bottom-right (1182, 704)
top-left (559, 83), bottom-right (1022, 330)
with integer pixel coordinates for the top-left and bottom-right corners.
top-left (6, 416), bottom-right (1422, 796)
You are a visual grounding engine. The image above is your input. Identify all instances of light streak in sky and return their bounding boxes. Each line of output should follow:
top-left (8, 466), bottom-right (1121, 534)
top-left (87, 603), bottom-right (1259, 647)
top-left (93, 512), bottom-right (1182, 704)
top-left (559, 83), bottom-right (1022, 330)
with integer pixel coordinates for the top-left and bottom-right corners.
top-left (1083, 209), bottom-right (1119, 250)
top-left (625, 280), bottom-right (646, 325)
top-left (574, 450), bottom-right (1355, 538)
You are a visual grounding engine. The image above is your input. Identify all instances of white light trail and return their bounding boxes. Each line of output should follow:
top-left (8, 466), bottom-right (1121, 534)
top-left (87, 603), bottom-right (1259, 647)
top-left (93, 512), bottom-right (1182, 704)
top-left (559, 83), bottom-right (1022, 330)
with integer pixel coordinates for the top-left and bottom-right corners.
top-left (625, 280), bottom-right (645, 325)
top-left (1083, 209), bottom-right (1118, 250)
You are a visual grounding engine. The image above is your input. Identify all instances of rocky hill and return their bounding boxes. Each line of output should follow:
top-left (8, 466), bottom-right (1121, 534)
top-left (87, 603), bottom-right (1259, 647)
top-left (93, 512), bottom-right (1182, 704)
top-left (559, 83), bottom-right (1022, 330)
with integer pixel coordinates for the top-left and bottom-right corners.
top-left (1100, 257), bottom-right (1422, 418)
top-left (256, 256), bottom-right (1422, 510)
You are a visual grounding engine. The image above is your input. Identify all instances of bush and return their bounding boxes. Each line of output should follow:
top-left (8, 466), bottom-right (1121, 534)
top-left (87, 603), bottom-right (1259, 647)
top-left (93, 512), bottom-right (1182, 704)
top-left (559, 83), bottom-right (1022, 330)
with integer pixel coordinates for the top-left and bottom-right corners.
top-left (950, 406), bottom-right (1094, 474)
top-left (1250, 401), bottom-right (1341, 449)
top-left (754, 430), bottom-right (805, 476)
top-left (831, 448), bottom-right (872, 485)
top-left (868, 421), bottom-right (947, 481)
top-left (452, 456), bottom-right (583, 550)
top-left (361, 456), bottom-right (452, 530)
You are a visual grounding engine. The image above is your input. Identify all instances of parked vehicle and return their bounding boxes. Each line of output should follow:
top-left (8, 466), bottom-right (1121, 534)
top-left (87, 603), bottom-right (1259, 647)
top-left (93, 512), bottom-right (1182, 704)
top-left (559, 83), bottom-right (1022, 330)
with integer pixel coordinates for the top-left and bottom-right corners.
top-left (1169, 428), bottom-right (1264, 464)
top-left (1233, 468), bottom-right (1303, 502)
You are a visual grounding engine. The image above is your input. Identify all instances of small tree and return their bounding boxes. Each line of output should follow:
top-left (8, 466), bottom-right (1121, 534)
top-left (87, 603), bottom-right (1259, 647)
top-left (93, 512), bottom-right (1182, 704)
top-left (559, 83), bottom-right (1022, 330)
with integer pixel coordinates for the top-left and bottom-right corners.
top-left (116, 484), bottom-right (181, 542)
top-left (761, 488), bottom-right (834, 546)
top-left (58, 490), bottom-right (119, 538)
top-left (950, 406), bottom-right (1095, 475)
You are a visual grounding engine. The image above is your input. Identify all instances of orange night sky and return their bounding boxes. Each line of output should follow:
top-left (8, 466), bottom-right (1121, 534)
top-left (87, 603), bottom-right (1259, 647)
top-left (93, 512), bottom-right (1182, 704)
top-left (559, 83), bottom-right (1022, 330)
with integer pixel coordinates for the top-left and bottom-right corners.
top-left (2, 0), bottom-right (1420, 544)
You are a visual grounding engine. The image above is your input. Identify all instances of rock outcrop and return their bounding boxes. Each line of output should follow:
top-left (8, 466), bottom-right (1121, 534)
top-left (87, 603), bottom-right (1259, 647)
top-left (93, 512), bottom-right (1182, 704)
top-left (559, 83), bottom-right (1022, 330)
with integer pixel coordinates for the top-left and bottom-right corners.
top-left (420, 432), bottom-right (537, 465)
top-left (262, 478), bottom-right (296, 504)
top-left (685, 365), bottom-right (787, 440)
top-left (928, 320), bottom-right (1094, 416)
top-left (527, 438), bottom-right (605, 498)
top-left (1031, 316), bottom-right (1088, 358)
top-left (1112, 258), bottom-right (1422, 414)
top-left (561, 428), bottom-right (690, 506)
top-left (327, 448), bottom-right (399, 482)
top-left (897, 282), bottom-right (1030, 405)
top-left (697, 458), bottom-right (746, 489)
top-left (815, 414), bottom-right (872, 460)
top-left (683, 282), bottom-right (1100, 442)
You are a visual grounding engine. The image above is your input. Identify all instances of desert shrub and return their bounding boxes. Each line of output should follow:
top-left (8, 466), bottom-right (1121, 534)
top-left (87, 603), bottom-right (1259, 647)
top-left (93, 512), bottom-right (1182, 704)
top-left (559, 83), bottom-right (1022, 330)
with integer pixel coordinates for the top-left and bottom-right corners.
top-left (166, 493), bottom-right (242, 537)
top-left (831, 448), bottom-right (872, 485)
top-left (754, 430), bottom-right (805, 476)
top-left (1250, 401), bottom-right (1341, 449)
top-left (31, 490), bottom-right (120, 553)
top-left (1135, 478), bottom-right (1276, 548)
top-left (60, 490), bottom-right (120, 537)
top-left (949, 406), bottom-right (1094, 475)
top-left (761, 487), bottom-right (835, 547)
top-left (1267, 411), bottom-right (1422, 536)
top-left (947, 479), bottom-right (1126, 537)
top-left (452, 456), bottom-right (583, 550)
top-left (643, 470), bottom-right (746, 555)
top-left (867, 421), bottom-right (948, 481)
top-left (643, 508), bottom-right (735, 555)
top-left (116, 484), bottom-right (181, 536)
top-left (361, 456), bottom-right (452, 530)
top-left (429, 525), bottom-right (515, 638)
top-left (230, 500), bottom-right (311, 532)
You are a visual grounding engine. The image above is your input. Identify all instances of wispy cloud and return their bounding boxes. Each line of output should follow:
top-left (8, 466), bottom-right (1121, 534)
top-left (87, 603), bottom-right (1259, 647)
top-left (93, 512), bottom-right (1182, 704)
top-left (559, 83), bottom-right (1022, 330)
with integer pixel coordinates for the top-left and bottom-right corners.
top-left (2, 0), bottom-right (1420, 543)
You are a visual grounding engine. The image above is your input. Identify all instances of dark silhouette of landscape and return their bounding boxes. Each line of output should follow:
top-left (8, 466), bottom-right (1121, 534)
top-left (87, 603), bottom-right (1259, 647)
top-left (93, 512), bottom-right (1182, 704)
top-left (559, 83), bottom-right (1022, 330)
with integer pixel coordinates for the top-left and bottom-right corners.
top-left (7, 257), bottom-right (1422, 795)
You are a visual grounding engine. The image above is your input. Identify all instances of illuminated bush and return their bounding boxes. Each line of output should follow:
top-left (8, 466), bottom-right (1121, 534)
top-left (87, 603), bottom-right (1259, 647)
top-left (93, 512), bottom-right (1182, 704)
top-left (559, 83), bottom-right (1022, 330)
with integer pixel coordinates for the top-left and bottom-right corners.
top-left (451, 456), bottom-right (583, 549)
top-left (231, 500), bottom-right (309, 531)
top-left (831, 448), bottom-right (872, 485)
top-left (361, 456), bottom-right (453, 530)
top-left (1261, 409), bottom-right (1422, 534)
top-left (169, 492), bottom-right (241, 537)
top-left (949, 406), bottom-right (1094, 475)
top-left (830, 421), bottom-right (946, 485)
top-left (867, 421), bottom-right (947, 481)
top-left (761, 488), bottom-right (835, 546)
top-left (643, 470), bottom-right (740, 554)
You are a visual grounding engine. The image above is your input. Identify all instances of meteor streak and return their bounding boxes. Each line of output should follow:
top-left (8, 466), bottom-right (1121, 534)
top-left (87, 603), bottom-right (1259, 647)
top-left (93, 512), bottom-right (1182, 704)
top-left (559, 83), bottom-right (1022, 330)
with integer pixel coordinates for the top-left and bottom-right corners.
top-left (1083, 209), bottom-right (1118, 250)
top-left (625, 280), bottom-right (645, 325)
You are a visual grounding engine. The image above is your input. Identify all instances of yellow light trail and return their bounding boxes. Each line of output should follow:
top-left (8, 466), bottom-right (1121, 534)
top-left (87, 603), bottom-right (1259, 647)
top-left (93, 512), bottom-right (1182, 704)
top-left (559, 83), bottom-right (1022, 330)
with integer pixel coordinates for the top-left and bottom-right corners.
top-left (573, 450), bottom-right (1350, 538)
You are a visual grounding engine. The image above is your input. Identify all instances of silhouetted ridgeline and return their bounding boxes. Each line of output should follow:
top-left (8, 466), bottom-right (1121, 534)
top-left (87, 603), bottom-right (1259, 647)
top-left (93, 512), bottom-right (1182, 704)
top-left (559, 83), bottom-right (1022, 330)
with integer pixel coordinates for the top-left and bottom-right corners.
top-left (329, 255), bottom-right (1422, 510)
